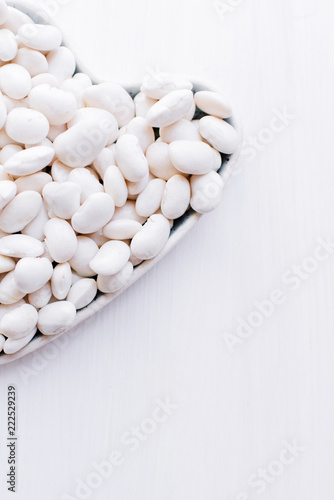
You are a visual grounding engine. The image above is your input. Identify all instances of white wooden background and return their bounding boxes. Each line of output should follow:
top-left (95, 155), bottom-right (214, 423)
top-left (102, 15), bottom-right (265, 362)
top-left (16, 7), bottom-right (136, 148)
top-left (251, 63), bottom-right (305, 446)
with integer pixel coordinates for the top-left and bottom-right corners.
top-left (0, 0), bottom-right (333, 498)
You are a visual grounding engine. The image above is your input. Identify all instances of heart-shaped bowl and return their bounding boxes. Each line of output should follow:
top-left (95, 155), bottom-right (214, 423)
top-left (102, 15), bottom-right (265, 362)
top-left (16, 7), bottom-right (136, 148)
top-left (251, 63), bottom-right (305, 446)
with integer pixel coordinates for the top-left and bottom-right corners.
top-left (0, 2), bottom-right (243, 365)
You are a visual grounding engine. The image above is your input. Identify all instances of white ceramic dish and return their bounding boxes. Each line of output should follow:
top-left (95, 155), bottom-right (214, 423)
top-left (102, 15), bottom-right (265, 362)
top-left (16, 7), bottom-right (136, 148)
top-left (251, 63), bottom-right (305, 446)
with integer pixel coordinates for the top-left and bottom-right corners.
top-left (0, 2), bottom-right (243, 365)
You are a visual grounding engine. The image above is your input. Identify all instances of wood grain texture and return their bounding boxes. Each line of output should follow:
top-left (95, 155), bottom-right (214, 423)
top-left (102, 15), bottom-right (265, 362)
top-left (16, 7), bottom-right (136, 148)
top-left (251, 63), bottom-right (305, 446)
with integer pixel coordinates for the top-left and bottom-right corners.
top-left (0, 0), bottom-right (333, 498)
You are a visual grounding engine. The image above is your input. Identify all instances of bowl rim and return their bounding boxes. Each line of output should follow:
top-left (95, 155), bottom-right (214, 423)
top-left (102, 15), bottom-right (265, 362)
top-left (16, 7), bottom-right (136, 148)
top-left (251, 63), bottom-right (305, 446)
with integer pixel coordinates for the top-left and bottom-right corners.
top-left (0, 3), bottom-right (243, 365)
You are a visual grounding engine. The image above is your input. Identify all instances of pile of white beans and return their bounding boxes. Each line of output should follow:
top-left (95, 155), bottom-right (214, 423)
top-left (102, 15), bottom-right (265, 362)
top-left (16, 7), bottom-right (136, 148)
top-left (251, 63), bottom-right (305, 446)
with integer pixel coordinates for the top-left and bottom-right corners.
top-left (0, 0), bottom-right (238, 355)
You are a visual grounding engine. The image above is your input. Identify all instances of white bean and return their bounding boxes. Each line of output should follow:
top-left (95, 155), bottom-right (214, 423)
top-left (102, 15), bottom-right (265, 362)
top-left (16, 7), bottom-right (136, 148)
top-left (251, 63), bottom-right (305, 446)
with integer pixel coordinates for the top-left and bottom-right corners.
top-left (71, 192), bottom-right (115, 234)
top-left (6, 107), bottom-right (49, 144)
top-left (0, 190), bottom-right (42, 233)
top-left (29, 84), bottom-right (77, 126)
top-left (67, 278), bottom-right (97, 309)
top-left (190, 171), bottom-right (225, 213)
top-left (146, 89), bottom-right (194, 128)
top-left (115, 134), bottom-right (149, 182)
top-left (0, 271), bottom-right (26, 304)
top-left (38, 301), bottom-right (76, 336)
top-left (44, 218), bottom-right (77, 263)
top-left (43, 181), bottom-right (81, 219)
top-left (199, 116), bottom-right (238, 154)
top-left (169, 140), bottom-right (218, 175)
top-left (51, 262), bottom-right (72, 300)
top-left (3, 328), bottom-right (36, 354)
top-left (97, 261), bottom-right (133, 293)
top-left (0, 28), bottom-right (17, 61)
top-left (161, 175), bottom-right (190, 219)
top-left (104, 166), bottom-right (128, 207)
top-left (131, 214), bottom-right (170, 260)
top-left (146, 141), bottom-right (179, 180)
top-left (0, 63), bottom-right (31, 99)
top-left (89, 241), bottom-right (130, 276)
top-left (136, 178), bottom-right (166, 217)
top-left (14, 257), bottom-right (53, 294)
top-left (15, 172), bottom-right (51, 194)
top-left (17, 23), bottom-right (62, 51)
top-left (0, 234), bottom-right (44, 258)
top-left (102, 219), bottom-right (142, 240)
top-left (54, 111), bottom-right (114, 168)
top-left (194, 90), bottom-right (232, 119)
top-left (69, 236), bottom-right (99, 277)
top-left (160, 119), bottom-right (201, 143)
top-left (1, 303), bottom-right (38, 339)
top-left (51, 160), bottom-right (72, 183)
top-left (13, 47), bottom-right (48, 77)
top-left (28, 282), bottom-right (52, 309)
top-left (4, 146), bottom-right (54, 176)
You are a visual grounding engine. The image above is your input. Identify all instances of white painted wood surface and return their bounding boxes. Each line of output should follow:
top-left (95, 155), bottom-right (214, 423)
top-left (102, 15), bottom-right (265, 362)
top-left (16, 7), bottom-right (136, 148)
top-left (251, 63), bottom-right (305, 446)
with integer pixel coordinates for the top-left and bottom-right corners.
top-left (0, 0), bottom-right (333, 498)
